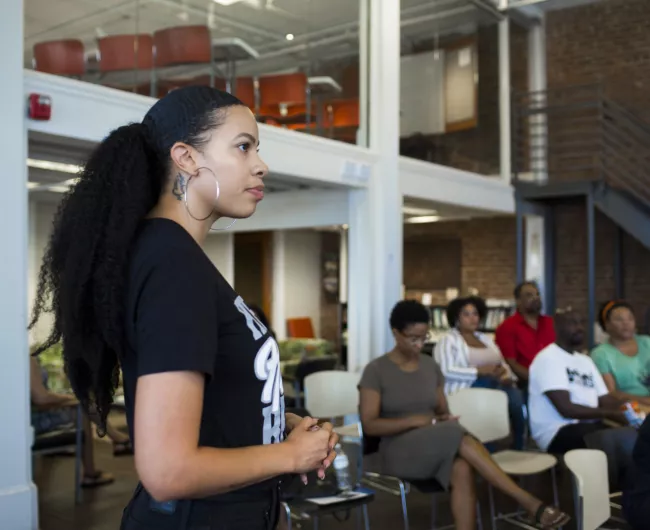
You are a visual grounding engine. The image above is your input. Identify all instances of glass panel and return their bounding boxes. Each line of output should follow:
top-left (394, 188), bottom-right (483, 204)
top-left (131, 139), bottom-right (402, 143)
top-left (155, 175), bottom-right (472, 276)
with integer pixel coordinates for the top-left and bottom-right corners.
top-left (399, 0), bottom-right (503, 176)
top-left (24, 0), bottom-right (365, 146)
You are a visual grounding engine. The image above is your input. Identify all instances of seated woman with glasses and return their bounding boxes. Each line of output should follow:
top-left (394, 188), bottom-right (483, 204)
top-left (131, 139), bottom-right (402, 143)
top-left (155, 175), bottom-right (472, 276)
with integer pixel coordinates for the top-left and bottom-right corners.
top-left (434, 296), bottom-right (525, 450)
top-left (591, 300), bottom-right (650, 407)
top-left (358, 300), bottom-right (569, 530)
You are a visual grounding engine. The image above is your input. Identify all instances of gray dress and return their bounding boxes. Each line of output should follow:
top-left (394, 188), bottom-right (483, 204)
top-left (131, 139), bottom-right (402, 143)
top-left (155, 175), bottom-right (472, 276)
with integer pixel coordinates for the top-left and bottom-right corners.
top-left (360, 354), bottom-right (466, 489)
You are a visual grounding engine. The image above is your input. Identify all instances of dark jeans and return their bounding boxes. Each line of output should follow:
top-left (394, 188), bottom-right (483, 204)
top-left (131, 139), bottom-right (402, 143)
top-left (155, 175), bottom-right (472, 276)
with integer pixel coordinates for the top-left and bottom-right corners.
top-left (120, 483), bottom-right (280, 530)
top-left (623, 472), bottom-right (650, 530)
top-left (471, 376), bottom-right (526, 451)
top-left (548, 422), bottom-right (637, 491)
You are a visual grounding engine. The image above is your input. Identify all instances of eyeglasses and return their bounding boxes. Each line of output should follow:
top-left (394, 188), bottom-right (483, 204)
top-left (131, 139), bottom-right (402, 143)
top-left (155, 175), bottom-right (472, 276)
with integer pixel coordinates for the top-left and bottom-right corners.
top-left (399, 331), bottom-right (431, 346)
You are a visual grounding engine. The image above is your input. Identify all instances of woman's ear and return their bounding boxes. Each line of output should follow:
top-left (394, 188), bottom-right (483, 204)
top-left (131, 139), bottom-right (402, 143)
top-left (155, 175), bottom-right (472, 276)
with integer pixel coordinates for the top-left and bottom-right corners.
top-left (169, 142), bottom-right (199, 176)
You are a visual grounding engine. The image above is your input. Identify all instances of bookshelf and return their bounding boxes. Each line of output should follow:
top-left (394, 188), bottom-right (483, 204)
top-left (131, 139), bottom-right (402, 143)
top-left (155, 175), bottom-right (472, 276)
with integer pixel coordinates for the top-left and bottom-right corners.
top-left (428, 301), bottom-right (514, 333)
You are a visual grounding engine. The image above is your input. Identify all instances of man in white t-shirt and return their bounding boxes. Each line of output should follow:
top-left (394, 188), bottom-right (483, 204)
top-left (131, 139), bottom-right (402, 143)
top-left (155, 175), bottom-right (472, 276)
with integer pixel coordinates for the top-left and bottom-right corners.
top-left (529, 309), bottom-right (636, 488)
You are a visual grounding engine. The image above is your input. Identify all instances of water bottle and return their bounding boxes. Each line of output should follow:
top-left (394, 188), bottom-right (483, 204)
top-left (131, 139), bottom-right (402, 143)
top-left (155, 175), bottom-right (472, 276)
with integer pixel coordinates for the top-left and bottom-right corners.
top-left (622, 402), bottom-right (643, 428)
top-left (333, 443), bottom-right (352, 491)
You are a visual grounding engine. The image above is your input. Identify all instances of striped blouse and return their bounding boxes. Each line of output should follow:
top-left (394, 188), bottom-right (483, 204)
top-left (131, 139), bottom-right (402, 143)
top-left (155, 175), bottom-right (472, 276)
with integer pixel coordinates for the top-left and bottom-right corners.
top-left (434, 328), bottom-right (514, 395)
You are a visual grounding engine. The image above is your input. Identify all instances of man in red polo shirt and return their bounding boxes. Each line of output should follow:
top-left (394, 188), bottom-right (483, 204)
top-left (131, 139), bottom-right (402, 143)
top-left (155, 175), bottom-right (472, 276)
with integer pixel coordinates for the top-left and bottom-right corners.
top-left (495, 281), bottom-right (555, 386)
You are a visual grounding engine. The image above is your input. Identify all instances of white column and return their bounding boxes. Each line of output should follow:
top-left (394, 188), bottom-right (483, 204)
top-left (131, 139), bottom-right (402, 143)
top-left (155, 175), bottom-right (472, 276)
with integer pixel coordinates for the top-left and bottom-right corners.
top-left (28, 200), bottom-right (38, 347)
top-left (344, 0), bottom-right (402, 370)
top-left (525, 16), bottom-right (547, 308)
top-left (498, 5), bottom-right (512, 183)
top-left (339, 227), bottom-right (348, 304)
top-left (346, 191), bottom-right (372, 372)
top-left (369, 0), bottom-right (402, 355)
top-left (525, 215), bottom-right (546, 306)
top-left (357, 0), bottom-right (369, 147)
top-left (528, 15), bottom-right (547, 182)
top-left (271, 230), bottom-right (286, 341)
top-left (0, 0), bottom-right (39, 528)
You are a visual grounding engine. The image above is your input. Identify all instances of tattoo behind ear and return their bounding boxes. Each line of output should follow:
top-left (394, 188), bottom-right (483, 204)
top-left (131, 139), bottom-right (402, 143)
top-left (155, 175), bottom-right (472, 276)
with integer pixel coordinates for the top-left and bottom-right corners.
top-left (172, 174), bottom-right (186, 201)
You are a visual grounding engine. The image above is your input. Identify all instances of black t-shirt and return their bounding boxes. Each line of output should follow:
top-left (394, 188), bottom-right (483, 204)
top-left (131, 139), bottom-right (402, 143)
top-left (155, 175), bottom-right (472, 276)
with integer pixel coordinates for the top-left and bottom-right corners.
top-left (122, 218), bottom-right (286, 501)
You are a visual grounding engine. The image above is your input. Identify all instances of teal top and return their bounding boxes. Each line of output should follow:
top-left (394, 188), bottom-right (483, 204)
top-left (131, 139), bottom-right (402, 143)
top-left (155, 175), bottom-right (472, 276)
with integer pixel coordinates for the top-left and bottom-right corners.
top-left (591, 335), bottom-right (650, 397)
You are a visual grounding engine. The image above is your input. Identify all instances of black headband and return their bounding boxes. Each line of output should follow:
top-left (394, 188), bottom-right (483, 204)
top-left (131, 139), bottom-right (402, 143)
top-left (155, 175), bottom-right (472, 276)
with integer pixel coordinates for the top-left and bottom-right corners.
top-left (142, 86), bottom-right (242, 155)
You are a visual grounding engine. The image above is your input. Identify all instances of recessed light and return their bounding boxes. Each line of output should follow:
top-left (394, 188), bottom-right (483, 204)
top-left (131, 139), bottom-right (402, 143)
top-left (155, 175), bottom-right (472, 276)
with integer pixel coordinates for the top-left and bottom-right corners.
top-left (27, 158), bottom-right (82, 174)
top-left (285, 33), bottom-right (295, 41)
top-left (402, 206), bottom-right (438, 216)
top-left (404, 215), bottom-right (440, 224)
top-left (45, 185), bottom-right (73, 193)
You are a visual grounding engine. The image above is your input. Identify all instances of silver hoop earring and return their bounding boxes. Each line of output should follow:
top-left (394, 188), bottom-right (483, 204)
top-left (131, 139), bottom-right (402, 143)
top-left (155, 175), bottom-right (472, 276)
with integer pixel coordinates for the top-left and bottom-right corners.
top-left (210, 218), bottom-right (237, 232)
top-left (183, 167), bottom-right (237, 231)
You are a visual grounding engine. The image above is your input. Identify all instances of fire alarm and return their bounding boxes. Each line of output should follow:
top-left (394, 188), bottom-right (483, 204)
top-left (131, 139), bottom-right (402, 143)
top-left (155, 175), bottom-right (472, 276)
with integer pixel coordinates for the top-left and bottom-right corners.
top-left (28, 94), bottom-right (52, 121)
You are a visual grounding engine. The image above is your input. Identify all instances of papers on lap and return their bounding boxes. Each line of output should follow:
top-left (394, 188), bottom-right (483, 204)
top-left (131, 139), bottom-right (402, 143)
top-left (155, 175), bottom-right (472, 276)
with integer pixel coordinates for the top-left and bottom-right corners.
top-left (306, 490), bottom-right (371, 505)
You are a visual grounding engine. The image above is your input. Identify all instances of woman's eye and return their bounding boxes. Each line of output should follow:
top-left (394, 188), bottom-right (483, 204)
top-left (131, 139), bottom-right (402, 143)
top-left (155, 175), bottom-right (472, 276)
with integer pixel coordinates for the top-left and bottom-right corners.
top-left (238, 142), bottom-right (250, 152)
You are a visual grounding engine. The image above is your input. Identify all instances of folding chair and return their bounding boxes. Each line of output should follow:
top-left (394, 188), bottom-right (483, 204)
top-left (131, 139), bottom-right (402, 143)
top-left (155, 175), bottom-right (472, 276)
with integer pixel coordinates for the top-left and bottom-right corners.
top-left (448, 388), bottom-right (561, 530)
top-left (564, 449), bottom-right (611, 530)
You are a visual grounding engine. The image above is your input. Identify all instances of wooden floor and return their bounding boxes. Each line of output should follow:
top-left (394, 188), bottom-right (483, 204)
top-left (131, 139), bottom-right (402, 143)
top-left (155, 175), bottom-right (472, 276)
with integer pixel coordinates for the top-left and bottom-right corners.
top-left (35, 439), bottom-right (618, 530)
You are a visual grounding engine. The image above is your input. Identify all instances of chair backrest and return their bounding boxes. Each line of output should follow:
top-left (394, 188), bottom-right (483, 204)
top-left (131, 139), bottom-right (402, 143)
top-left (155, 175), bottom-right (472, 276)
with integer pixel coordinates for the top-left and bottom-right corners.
top-left (447, 388), bottom-right (510, 443)
top-left (98, 34), bottom-right (153, 73)
top-left (258, 72), bottom-right (308, 108)
top-left (234, 77), bottom-right (255, 109)
top-left (330, 98), bottom-right (359, 127)
top-left (33, 39), bottom-right (85, 76)
top-left (304, 370), bottom-right (359, 419)
top-left (153, 25), bottom-right (212, 68)
top-left (565, 449), bottom-right (611, 530)
top-left (286, 317), bottom-right (315, 339)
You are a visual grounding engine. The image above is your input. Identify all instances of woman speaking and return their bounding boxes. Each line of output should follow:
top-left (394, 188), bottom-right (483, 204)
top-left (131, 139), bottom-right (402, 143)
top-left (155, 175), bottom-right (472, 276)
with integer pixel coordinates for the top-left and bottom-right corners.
top-left (30, 86), bottom-right (337, 529)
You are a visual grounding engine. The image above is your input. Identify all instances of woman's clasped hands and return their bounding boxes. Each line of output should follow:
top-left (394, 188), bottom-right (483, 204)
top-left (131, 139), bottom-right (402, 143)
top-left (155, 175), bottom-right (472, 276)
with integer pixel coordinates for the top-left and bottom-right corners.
top-left (285, 415), bottom-right (339, 484)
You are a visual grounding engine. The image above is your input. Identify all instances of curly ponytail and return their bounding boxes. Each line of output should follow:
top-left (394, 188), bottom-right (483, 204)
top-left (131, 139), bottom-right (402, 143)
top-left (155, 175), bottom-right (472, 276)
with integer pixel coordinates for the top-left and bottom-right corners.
top-left (30, 123), bottom-right (159, 432)
top-left (30, 86), bottom-right (244, 433)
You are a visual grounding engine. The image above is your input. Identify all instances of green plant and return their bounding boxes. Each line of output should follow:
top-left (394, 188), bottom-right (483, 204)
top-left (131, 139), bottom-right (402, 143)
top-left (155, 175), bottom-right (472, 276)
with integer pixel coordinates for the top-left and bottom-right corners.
top-left (33, 341), bottom-right (69, 393)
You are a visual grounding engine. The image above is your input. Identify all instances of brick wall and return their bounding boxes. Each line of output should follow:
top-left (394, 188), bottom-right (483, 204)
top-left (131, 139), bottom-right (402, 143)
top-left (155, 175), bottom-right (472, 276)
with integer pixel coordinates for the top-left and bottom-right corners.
top-left (404, 216), bottom-right (519, 300)
top-left (546, 0), bottom-right (650, 121)
top-left (316, 0), bottom-right (650, 340)
top-left (546, 0), bottom-right (650, 328)
top-left (318, 210), bottom-right (650, 341)
top-left (554, 201), bottom-right (650, 330)
top-left (317, 217), bottom-right (518, 341)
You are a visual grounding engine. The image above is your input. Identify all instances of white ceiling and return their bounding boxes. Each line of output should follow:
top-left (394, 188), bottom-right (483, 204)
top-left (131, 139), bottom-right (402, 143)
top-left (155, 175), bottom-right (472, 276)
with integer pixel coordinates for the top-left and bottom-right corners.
top-left (24, 0), bottom-right (502, 73)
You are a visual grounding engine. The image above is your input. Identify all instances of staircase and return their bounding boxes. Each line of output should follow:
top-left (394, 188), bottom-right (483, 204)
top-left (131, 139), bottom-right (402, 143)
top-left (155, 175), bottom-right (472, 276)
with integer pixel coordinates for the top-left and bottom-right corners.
top-left (513, 83), bottom-right (650, 249)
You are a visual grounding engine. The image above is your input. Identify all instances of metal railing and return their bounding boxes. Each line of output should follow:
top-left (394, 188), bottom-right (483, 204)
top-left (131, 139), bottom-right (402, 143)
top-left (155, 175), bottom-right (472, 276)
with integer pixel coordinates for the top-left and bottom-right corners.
top-left (513, 84), bottom-right (650, 206)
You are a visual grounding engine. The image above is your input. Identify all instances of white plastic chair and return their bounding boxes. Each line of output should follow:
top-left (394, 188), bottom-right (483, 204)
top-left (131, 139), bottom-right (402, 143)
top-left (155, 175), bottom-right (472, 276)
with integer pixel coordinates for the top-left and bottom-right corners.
top-left (448, 388), bottom-right (560, 530)
top-left (282, 370), bottom-right (369, 530)
top-left (304, 370), bottom-right (361, 420)
top-left (564, 449), bottom-right (611, 530)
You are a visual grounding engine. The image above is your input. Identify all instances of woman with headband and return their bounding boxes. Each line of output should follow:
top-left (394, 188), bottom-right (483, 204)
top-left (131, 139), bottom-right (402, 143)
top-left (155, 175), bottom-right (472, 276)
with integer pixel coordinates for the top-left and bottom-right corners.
top-left (592, 300), bottom-right (650, 406)
top-left (29, 86), bottom-right (337, 529)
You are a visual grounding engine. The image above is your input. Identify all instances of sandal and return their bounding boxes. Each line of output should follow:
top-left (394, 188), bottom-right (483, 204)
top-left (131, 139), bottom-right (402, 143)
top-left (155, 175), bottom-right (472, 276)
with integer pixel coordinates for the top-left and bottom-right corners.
top-left (81, 471), bottom-right (115, 489)
top-left (113, 440), bottom-right (134, 457)
top-left (534, 504), bottom-right (571, 529)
